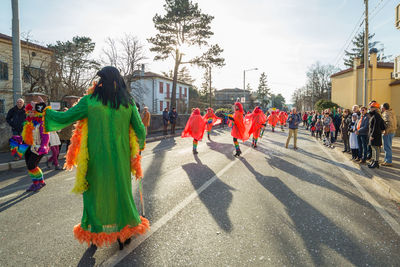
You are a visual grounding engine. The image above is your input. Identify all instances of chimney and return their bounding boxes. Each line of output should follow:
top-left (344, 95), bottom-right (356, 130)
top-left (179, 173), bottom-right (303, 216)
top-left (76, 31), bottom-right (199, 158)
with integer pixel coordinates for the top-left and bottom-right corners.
top-left (354, 57), bottom-right (361, 69)
top-left (369, 48), bottom-right (378, 69)
top-left (141, 64), bottom-right (145, 76)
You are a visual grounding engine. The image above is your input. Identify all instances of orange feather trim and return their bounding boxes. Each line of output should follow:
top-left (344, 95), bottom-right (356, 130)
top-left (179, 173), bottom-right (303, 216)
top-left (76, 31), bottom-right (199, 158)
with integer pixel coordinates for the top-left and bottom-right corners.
top-left (131, 154), bottom-right (143, 179)
top-left (73, 216), bottom-right (150, 247)
top-left (22, 121), bottom-right (34, 146)
top-left (64, 121), bottom-right (84, 170)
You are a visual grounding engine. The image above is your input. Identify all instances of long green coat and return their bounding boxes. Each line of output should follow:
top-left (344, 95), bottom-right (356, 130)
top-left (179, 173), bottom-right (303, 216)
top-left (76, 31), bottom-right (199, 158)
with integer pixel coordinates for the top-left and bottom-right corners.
top-left (45, 95), bottom-right (146, 236)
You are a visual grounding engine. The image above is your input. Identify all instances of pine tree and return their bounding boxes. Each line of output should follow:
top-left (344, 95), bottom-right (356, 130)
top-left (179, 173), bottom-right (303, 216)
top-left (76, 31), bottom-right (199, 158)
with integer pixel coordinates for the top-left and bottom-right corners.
top-left (343, 31), bottom-right (382, 68)
top-left (257, 72), bottom-right (271, 108)
top-left (148, 0), bottom-right (214, 109)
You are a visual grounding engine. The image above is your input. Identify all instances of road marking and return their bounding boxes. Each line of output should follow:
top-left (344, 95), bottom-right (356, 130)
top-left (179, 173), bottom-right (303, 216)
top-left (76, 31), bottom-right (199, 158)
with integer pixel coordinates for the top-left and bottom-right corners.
top-left (100, 146), bottom-right (251, 267)
top-left (313, 136), bottom-right (400, 237)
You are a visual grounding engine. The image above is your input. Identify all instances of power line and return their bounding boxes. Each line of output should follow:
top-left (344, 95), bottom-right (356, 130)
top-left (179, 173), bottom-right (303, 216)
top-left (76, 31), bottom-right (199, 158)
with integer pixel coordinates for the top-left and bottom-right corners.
top-left (332, 11), bottom-right (365, 68)
top-left (370, 0), bottom-right (393, 21)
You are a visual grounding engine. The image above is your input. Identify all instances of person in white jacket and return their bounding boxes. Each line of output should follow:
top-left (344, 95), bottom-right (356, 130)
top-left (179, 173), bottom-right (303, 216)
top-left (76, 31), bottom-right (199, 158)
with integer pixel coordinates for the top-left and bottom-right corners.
top-left (349, 113), bottom-right (359, 160)
top-left (47, 131), bottom-right (62, 170)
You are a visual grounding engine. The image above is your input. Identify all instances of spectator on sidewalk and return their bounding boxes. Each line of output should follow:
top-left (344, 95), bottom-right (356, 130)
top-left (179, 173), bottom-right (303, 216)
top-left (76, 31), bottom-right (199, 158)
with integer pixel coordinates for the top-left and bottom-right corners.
top-left (340, 109), bottom-right (351, 153)
top-left (355, 106), bottom-right (369, 164)
top-left (6, 98), bottom-right (26, 136)
top-left (352, 105), bottom-right (361, 117)
top-left (141, 106), bottom-right (151, 136)
top-left (302, 112), bottom-right (308, 128)
top-left (349, 113), bottom-right (359, 160)
top-left (368, 102), bottom-right (385, 169)
top-left (58, 108), bottom-right (73, 154)
top-left (169, 107), bottom-right (178, 134)
top-left (333, 108), bottom-right (342, 142)
top-left (47, 131), bottom-right (62, 170)
top-left (322, 111), bottom-right (333, 148)
top-left (381, 103), bottom-right (397, 166)
top-left (285, 108), bottom-right (300, 149)
top-left (162, 108), bottom-right (169, 135)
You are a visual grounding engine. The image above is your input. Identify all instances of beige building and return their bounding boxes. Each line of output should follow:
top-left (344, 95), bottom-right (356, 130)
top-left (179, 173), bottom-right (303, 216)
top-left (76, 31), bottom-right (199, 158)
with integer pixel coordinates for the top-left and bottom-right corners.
top-left (331, 51), bottom-right (400, 134)
top-left (0, 33), bottom-right (53, 114)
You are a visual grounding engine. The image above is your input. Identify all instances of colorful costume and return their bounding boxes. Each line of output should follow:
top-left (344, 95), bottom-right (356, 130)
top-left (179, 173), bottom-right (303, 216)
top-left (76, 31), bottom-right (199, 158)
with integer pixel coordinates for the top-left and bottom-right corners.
top-left (247, 107), bottom-right (267, 148)
top-left (229, 102), bottom-right (250, 156)
top-left (43, 77), bottom-right (149, 248)
top-left (22, 103), bottom-right (50, 192)
top-left (182, 108), bottom-right (206, 154)
top-left (267, 111), bottom-right (279, 132)
top-left (203, 108), bottom-right (221, 140)
top-left (278, 111), bottom-right (287, 131)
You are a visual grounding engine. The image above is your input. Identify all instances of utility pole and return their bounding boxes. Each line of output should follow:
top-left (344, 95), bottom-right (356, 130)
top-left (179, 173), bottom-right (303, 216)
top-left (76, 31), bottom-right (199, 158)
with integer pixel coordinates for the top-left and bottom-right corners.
top-left (209, 66), bottom-right (212, 108)
top-left (12, 0), bottom-right (22, 104)
top-left (363, 0), bottom-right (369, 107)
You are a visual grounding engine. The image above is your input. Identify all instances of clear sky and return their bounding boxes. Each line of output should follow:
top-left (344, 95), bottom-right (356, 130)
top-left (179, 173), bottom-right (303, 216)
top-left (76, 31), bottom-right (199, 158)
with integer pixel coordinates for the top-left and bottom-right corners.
top-left (1, 0), bottom-right (399, 103)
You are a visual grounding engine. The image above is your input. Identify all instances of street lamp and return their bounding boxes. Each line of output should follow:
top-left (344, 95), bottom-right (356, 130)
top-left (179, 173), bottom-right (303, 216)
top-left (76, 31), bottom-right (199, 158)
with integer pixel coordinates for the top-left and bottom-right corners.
top-left (243, 68), bottom-right (258, 105)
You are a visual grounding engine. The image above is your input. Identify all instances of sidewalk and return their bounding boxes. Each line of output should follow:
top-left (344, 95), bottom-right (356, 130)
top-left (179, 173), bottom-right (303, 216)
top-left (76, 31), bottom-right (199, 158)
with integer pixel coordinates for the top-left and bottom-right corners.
top-left (0, 129), bottom-right (183, 171)
top-left (324, 134), bottom-right (400, 203)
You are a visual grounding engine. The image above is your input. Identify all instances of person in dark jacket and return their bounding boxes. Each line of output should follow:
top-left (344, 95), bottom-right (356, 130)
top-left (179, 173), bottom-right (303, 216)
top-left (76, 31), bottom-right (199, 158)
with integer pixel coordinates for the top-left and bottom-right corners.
top-left (169, 107), bottom-right (178, 134)
top-left (368, 102), bottom-right (385, 169)
top-left (6, 98), bottom-right (26, 135)
top-left (333, 108), bottom-right (342, 142)
top-left (355, 107), bottom-right (369, 163)
top-left (340, 109), bottom-right (351, 153)
top-left (162, 108), bottom-right (169, 135)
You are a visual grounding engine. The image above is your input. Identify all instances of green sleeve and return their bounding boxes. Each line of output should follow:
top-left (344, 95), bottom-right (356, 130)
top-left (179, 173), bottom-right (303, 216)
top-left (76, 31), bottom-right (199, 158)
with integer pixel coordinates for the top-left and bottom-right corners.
top-left (45, 95), bottom-right (88, 132)
top-left (130, 103), bottom-right (146, 150)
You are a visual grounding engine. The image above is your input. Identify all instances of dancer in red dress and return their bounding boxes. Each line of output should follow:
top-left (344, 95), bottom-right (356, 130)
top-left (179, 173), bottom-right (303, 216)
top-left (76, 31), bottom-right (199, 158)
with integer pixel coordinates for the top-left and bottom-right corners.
top-left (228, 102), bottom-right (250, 157)
top-left (182, 108), bottom-right (206, 154)
top-left (278, 111), bottom-right (287, 131)
top-left (267, 111), bottom-right (279, 132)
top-left (203, 108), bottom-right (221, 141)
top-left (247, 106), bottom-right (267, 148)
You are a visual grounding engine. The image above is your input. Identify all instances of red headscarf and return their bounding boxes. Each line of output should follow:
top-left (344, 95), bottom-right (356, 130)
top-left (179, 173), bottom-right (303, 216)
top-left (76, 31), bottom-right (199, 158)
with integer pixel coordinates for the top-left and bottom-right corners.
top-left (181, 108), bottom-right (206, 140)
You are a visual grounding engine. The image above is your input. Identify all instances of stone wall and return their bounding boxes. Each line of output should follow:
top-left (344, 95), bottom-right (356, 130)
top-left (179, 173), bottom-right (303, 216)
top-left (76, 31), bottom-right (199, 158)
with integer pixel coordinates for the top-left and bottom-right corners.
top-left (0, 115), bottom-right (11, 152)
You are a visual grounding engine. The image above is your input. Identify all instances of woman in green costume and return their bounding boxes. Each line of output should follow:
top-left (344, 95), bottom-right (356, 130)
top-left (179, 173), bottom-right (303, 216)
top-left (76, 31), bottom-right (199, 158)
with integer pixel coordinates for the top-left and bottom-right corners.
top-left (43, 66), bottom-right (149, 249)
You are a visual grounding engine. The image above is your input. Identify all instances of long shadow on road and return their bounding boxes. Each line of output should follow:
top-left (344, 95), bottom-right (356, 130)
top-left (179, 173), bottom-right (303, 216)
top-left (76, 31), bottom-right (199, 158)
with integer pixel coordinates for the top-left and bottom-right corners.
top-left (181, 155), bottom-right (235, 232)
top-left (239, 157), bottom-right (379, 266)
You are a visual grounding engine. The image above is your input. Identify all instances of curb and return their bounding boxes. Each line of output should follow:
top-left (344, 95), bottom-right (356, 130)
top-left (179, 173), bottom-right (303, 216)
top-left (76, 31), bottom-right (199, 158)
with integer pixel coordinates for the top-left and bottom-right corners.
top-left (315, 136), bottom-right (400, 203)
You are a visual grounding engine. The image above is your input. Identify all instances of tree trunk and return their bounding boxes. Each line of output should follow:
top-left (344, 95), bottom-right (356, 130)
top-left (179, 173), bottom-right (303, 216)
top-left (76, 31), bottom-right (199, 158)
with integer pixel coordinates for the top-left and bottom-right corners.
top-left (171, 50), bottom-right (181, 110)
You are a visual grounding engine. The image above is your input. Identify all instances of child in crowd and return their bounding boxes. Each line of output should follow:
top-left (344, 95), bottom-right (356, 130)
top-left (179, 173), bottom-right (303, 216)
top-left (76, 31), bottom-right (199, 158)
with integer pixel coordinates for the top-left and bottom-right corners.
top-left (349, 113), bottom-right (359, 160)
top-left (323, 111), bottom-right (333, 147)
top-left (47, 131), bottom-right (62, 170)
top-left (315, 118), bottom-right (323, 139)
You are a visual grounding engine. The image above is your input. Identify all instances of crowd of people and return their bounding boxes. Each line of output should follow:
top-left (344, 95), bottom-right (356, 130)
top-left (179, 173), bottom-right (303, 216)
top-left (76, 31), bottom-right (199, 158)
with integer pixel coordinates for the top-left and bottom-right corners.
top-left (301, 102), bottom-right (397, 169)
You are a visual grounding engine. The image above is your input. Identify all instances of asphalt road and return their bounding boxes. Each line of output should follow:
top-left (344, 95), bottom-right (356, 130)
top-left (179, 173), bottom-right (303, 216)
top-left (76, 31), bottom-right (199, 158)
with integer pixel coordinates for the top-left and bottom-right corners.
top-left (1, 126), bottom-right (400, 266)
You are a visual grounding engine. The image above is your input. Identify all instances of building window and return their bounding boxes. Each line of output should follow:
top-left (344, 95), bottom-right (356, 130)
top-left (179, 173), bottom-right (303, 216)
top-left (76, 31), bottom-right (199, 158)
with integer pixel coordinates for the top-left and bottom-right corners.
top-left (0, 99), bottom-right (5, 114)
top-left (179, 86), bottom-right (182, 99)
top-left (160, 100), bottom-right (163, 111)
top-left (0, 61), bottom-right (8, 80)
top-left (23, 66), bottom-right (45, 84)
top-left (159, 81), bottom-right (164, 94)
top-left (166, 83), bottom-right (170, 98)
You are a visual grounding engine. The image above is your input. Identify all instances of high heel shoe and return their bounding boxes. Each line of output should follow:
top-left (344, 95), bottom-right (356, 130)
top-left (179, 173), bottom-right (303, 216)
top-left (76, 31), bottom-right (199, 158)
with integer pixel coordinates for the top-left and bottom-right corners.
top-left (117, 239), bottom-right (124, 250)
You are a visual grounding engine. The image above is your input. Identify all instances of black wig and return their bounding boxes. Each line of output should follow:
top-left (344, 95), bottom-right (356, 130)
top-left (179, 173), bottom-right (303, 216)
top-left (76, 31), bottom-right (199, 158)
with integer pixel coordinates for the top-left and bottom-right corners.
top-left (91, 66), bottom-right (133, 109)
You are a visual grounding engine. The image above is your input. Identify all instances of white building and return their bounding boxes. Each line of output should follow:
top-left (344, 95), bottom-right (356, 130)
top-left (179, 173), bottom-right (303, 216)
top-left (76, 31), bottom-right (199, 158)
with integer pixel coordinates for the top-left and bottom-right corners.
top-left (131, 70), bottom-right (190, 114)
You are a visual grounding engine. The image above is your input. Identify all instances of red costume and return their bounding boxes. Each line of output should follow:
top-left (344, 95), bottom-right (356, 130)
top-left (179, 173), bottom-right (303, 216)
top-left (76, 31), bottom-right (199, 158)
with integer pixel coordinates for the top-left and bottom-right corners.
top-left (229, 102), bottom-right (251, 156)
top-left (267, 111), bottom-right (279, 132)
top-left (203, 108), bottom-right (221, 140)
top-left (278, 111), bottom-right (288, 131)
top-left (247, 107), bottom-right (266, 147)
top-left (181, 108), bottom-right (206, 154)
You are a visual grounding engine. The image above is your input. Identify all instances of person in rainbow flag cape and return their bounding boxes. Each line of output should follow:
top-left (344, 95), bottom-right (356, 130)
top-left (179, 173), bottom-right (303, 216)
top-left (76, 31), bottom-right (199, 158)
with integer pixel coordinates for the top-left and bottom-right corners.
top-left (203, 107), bottom-right (221, 141)
top-left (228, 102), bottom-right (250, 157)
top-left (247, 106), bottom-right (267, 148)
top-left (22, 102), bottom-right (49, 192)
top-left (9, 135), bottom-right (29, 159)
top-left (181, 108), bottom-right (206, 154)
top-left (42, 66), bottom-right (149, 250)
top-left (267, 110), bottom-right (279, 132)
top-left (278, 110), bottom-right (288, 131)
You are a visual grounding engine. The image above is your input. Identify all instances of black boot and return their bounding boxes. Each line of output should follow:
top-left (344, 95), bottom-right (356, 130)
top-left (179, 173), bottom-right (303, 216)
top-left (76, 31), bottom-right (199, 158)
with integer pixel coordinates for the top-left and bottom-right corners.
top-left (368, 160), bottom-right (379, 169)
top-left (117, 239), bottom-right (124, 250)
top-left (234, 149), bottom-right (241, 157)
top-left (207, 133), bottom-right (211, 141)
top-left (124, 238), bottom-right (131, 245)
top-left (193, 149), bottom-right (198, 155)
